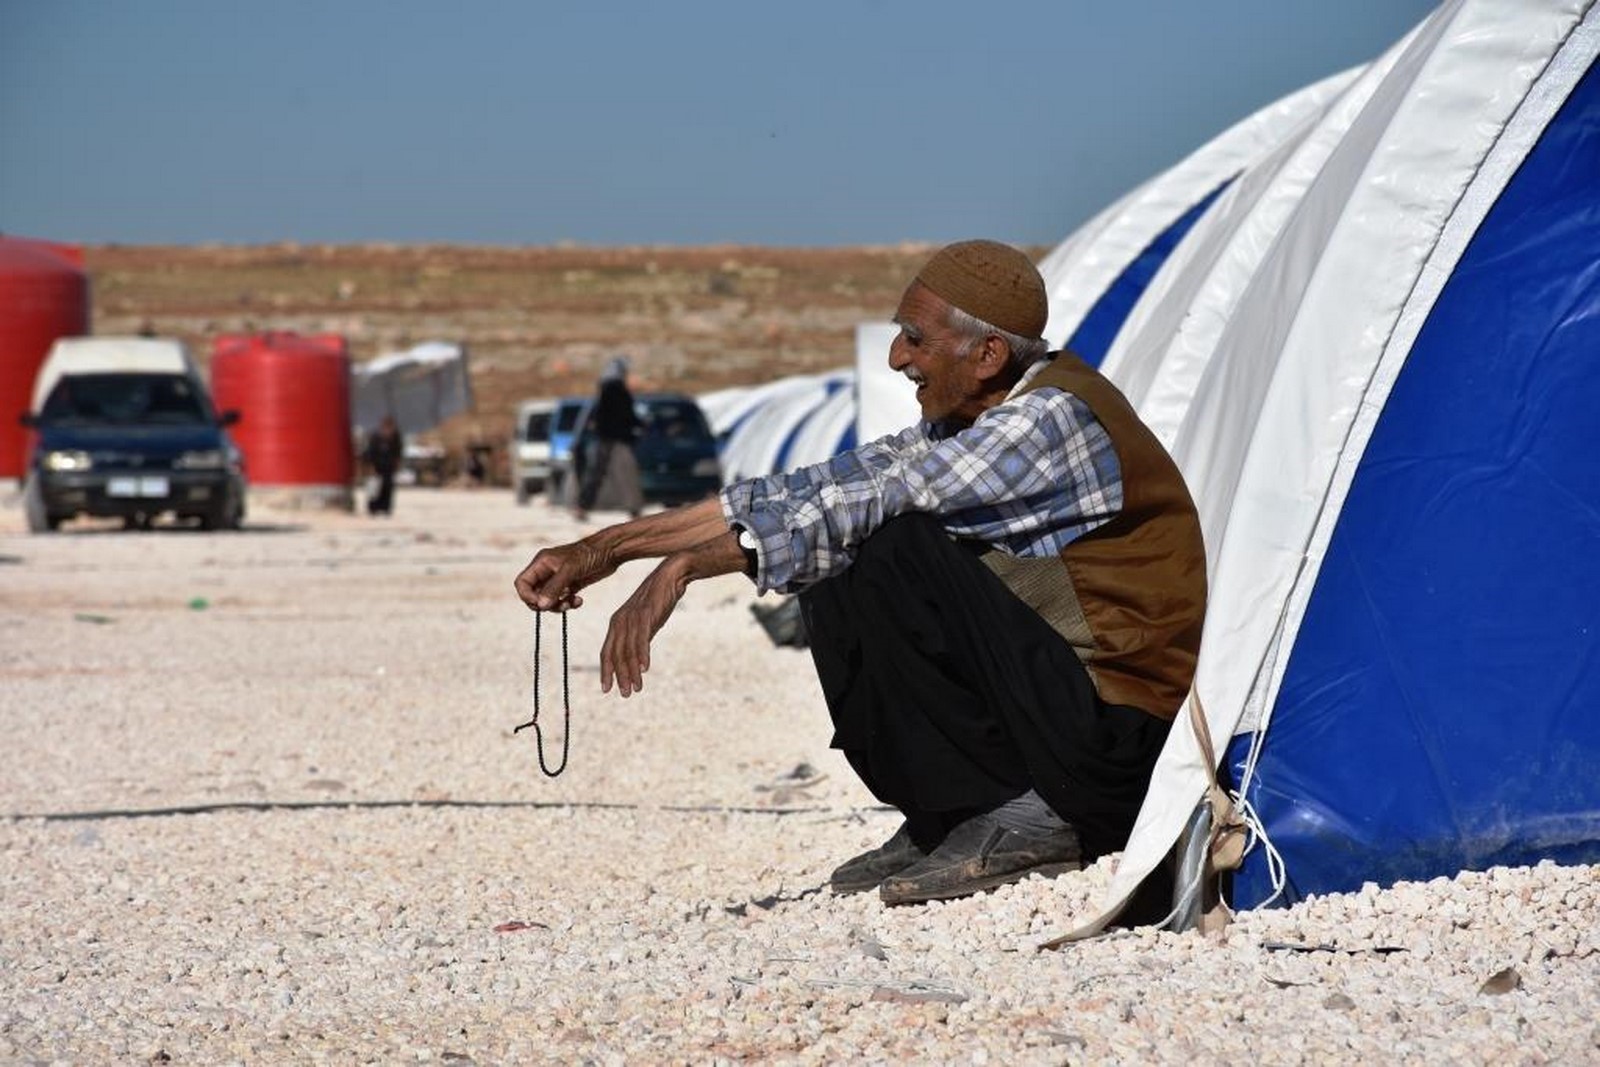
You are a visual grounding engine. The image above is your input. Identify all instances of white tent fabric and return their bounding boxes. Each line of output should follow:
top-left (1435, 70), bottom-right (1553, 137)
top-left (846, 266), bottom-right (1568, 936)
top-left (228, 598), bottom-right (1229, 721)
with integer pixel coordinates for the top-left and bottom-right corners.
top-left (1097, 31), bottom-right (1416, 434)
top-left (351, 341), bottom-right (474, 436)
top-left (701, 376), bottom-right (818, 442)
top-left (715, 370), bottom-right (853, 482)
top-left (1064, 0), bottom-right (1600, 937)
top-left (783, 386), bottom-right (856, 473)
top-left (696, 384), bottom-right (760, 439)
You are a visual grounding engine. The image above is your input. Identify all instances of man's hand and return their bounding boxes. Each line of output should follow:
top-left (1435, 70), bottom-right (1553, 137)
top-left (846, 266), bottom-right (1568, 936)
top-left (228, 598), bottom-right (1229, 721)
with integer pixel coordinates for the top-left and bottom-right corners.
top-left (600, 555), bottom-right (692, 697)
top-left (513, 499), bottom-right (731, 613)
top-left (510, 501), bottom-right (751, 696)
top-left (514, 538), bottom-right (617, 611)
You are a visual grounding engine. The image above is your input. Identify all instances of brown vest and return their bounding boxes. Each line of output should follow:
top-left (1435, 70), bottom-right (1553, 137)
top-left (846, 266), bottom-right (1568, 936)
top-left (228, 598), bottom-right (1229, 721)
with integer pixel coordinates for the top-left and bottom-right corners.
top-left (980, 353), bottom-right (1206, 719)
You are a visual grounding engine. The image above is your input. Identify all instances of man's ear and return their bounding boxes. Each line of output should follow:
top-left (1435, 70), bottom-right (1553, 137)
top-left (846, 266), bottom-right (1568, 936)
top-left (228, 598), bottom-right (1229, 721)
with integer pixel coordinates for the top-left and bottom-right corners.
top-left (973, 334), bottom-right (1012, 381)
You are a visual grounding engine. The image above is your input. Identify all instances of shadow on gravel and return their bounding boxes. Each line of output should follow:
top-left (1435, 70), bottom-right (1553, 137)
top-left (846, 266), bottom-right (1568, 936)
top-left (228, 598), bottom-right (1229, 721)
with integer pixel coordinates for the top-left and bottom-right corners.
top-left (42, 520), bottom-right (309, 536)
top-left (14, 798), bottom-right (891, 822)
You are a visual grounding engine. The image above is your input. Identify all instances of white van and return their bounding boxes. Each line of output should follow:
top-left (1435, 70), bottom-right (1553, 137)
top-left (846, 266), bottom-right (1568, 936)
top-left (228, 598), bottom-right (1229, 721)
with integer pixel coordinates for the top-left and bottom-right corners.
top-left (511, 398), bottom-right (557, 504)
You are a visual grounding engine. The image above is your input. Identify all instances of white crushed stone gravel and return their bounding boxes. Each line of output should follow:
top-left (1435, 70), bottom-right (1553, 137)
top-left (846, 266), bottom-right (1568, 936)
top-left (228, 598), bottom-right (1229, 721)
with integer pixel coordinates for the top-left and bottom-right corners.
top-left (2, 489), bottom-right (1596, 1063)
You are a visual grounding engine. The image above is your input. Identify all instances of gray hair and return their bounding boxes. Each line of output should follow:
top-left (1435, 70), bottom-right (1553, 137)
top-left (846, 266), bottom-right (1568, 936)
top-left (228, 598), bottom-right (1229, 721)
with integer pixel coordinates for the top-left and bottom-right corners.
top-left (947, 305), bottom-right (1050, 371)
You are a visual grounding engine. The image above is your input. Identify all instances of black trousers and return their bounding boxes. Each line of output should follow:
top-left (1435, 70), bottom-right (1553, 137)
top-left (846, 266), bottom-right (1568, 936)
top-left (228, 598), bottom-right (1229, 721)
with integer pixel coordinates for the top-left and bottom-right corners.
top-left (368, 470), bottom-right (396, 515)
top-left (799, 515), bottom-right (1171, 859)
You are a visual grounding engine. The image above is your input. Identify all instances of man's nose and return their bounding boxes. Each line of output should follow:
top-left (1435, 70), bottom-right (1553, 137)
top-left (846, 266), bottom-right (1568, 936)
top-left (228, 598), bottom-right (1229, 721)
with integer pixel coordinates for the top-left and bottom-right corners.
top-left (887, 337), bottom-right (908, 370)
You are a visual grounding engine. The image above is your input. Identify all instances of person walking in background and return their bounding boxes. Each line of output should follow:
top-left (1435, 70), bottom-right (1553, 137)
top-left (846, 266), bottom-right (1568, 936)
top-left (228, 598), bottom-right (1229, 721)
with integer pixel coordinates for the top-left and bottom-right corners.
top-left (573, 356), bottom-right (644, 521)
top-left (365, 415), bottom-right (404, 516)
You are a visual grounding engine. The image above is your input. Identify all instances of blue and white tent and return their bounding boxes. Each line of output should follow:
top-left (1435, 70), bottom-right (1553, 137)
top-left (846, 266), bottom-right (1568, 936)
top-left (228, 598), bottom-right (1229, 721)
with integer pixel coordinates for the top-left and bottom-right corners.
top-left (702, 370), bottom-right (855, 482)
top-left (1064, 0), bottom-right (1600, 934)
top-left (713, 3), bottom-right (1600, 927)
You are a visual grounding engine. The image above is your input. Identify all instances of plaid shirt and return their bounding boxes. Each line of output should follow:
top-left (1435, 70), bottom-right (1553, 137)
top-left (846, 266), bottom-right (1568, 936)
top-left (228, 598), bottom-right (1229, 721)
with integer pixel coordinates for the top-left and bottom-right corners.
top-left (720, 359), bottom-right (1124, 594)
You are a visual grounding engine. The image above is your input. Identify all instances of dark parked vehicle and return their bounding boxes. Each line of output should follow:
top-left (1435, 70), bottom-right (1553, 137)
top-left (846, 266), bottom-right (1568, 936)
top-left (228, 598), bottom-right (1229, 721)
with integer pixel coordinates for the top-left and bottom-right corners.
top-left (565, 392), bottom-right (722, 508)
top-left (22, 370), bottom-right (247, 532)
top-left (629, 392), bottom-right (723, 506)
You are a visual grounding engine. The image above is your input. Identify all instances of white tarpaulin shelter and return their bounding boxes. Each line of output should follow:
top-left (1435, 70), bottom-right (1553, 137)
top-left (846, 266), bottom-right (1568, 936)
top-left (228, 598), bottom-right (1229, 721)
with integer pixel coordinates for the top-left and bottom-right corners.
top-left (703, 370), bottom-right (856, 482)
top-left (1053, 0), bottom-right (1600, 938)
top-left (351, 341), bottom-right (474, 436)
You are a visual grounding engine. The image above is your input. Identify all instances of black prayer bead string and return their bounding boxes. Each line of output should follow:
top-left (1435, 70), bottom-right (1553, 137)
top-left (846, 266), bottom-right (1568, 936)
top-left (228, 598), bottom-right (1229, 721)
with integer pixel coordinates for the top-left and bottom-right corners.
top-left (513, 610), bottom-right (570, 777)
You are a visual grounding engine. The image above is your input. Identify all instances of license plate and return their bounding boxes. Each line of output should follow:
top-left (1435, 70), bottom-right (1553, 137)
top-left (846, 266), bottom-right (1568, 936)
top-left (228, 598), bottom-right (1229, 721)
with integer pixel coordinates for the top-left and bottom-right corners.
top-left (108, 476), bottom-right (169, 498)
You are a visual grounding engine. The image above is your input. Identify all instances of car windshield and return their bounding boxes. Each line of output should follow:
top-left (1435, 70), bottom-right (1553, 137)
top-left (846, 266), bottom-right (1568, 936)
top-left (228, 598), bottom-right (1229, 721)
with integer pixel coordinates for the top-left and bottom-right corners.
top-left (641, 400), bottom-right (712, 442)
top-left (40, 373), bottom-right (212, 426)
top-left (522, 410), bottom-right (553, 440)
top-left (553, 401), bottom-right (586, 434)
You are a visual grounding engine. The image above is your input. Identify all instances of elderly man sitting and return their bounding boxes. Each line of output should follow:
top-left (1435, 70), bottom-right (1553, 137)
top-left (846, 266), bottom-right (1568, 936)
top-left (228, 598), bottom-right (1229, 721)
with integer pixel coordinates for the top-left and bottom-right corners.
top-left (515, 240), bottom-right (1206, 905)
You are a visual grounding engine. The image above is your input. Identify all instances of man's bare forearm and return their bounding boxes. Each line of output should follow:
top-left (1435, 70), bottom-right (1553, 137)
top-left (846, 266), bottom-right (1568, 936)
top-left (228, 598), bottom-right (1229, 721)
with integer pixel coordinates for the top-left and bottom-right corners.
top-left (515, 498), bottom-right (744, 612)
top-left (670, 527), bottom-right (750, 584)
top-left (586, 497), bottom-right (732, 566)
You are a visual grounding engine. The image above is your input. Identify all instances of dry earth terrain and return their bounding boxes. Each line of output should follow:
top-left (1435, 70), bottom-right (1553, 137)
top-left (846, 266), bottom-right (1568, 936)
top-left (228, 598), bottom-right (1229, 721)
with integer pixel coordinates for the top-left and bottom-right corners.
top-left (1, 490), bottom-right (1596, 1064)
top-left (84, 242), bottom-right (1038, 460)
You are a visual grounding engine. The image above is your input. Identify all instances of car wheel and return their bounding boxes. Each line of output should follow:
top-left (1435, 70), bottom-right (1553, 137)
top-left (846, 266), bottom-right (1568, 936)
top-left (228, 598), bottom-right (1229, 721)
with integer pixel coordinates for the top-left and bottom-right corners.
top-left (201, 497), bottom-right (242, 531)
top-left (515, 481), bottom-right (530, 506)
top-left (23, 477), bottom-right (60, 534)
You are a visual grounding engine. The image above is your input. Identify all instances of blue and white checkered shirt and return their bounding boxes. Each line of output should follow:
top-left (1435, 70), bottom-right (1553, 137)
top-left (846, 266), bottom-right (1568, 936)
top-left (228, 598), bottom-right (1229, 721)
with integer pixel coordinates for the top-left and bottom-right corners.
top-left (720, 358), bottom-right (1124, 594)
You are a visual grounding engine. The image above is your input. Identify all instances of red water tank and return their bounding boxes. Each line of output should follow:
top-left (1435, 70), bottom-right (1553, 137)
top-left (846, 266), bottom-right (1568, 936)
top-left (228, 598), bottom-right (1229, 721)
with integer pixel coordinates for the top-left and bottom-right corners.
top-left (0, 237), bottom-right (90, 478)
top-left (211, 332), bottom-right (352, 487)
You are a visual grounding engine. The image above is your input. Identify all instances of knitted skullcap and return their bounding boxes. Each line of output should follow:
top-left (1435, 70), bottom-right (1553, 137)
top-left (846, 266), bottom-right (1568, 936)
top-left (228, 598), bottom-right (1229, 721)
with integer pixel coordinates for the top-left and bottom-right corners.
top-left (914, 240), bottom-right (1048, 340)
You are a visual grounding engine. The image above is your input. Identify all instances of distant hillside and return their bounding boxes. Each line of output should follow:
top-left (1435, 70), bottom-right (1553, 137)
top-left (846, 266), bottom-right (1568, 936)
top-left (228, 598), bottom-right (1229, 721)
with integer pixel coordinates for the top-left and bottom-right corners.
top-left (85, 243), bottom-right (1059, 454)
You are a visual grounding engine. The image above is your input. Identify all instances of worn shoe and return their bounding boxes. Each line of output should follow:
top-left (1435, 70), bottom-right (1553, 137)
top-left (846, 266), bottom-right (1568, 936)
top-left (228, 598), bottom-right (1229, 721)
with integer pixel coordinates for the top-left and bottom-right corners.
top-left (829, 822), bottom-right (929, 895)
top-left (879, 812), bottom-right (1082, 905)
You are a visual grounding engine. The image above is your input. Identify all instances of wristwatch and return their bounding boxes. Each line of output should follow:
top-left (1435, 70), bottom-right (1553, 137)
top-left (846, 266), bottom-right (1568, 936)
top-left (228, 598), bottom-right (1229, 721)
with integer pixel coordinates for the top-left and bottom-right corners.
top-left (731, 523), bottom-right (759, 578)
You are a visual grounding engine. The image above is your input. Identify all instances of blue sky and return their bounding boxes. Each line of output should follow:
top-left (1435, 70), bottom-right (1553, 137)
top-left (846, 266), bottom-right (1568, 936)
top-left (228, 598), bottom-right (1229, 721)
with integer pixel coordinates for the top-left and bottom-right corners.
top-left (0, 1), bottom-right (1436, 247)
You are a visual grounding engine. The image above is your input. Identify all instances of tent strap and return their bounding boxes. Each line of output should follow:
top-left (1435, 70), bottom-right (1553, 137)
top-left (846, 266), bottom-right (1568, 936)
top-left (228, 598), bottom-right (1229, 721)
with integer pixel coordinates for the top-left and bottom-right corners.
top-left (1037, 690), bottom-right (1246, 950)
top-left (1187, 691), bottom-right (1247, 936)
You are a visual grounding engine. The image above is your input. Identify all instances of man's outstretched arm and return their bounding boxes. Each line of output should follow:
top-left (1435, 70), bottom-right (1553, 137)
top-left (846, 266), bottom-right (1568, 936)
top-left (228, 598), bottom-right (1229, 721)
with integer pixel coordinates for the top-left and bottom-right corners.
top-left (514, 497), bottom-right (731, 611)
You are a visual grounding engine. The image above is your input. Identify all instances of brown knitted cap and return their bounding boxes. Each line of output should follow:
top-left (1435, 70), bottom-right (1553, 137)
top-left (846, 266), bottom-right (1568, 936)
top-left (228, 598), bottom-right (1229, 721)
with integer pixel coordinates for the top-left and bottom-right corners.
top-left (914, 239), bottom-right (1048, 340)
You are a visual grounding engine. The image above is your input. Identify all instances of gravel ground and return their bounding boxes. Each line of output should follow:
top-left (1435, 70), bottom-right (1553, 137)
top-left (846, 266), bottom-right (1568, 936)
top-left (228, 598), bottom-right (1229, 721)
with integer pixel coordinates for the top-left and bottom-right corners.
top-left (1, 488), bottom-right (1595, 1065)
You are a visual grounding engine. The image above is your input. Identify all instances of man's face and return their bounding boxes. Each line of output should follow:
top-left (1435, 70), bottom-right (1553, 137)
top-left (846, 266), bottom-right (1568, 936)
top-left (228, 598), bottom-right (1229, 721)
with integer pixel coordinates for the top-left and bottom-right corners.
top-left (888, 281), bottom-right (981, 425)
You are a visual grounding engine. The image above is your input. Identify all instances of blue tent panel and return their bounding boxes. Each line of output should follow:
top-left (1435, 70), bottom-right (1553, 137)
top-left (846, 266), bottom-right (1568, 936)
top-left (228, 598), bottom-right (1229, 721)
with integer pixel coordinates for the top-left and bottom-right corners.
top-left (1066, 178), bottom-right (1233, 367)
top-left (1230, 58), bottom-right (1600, 908)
